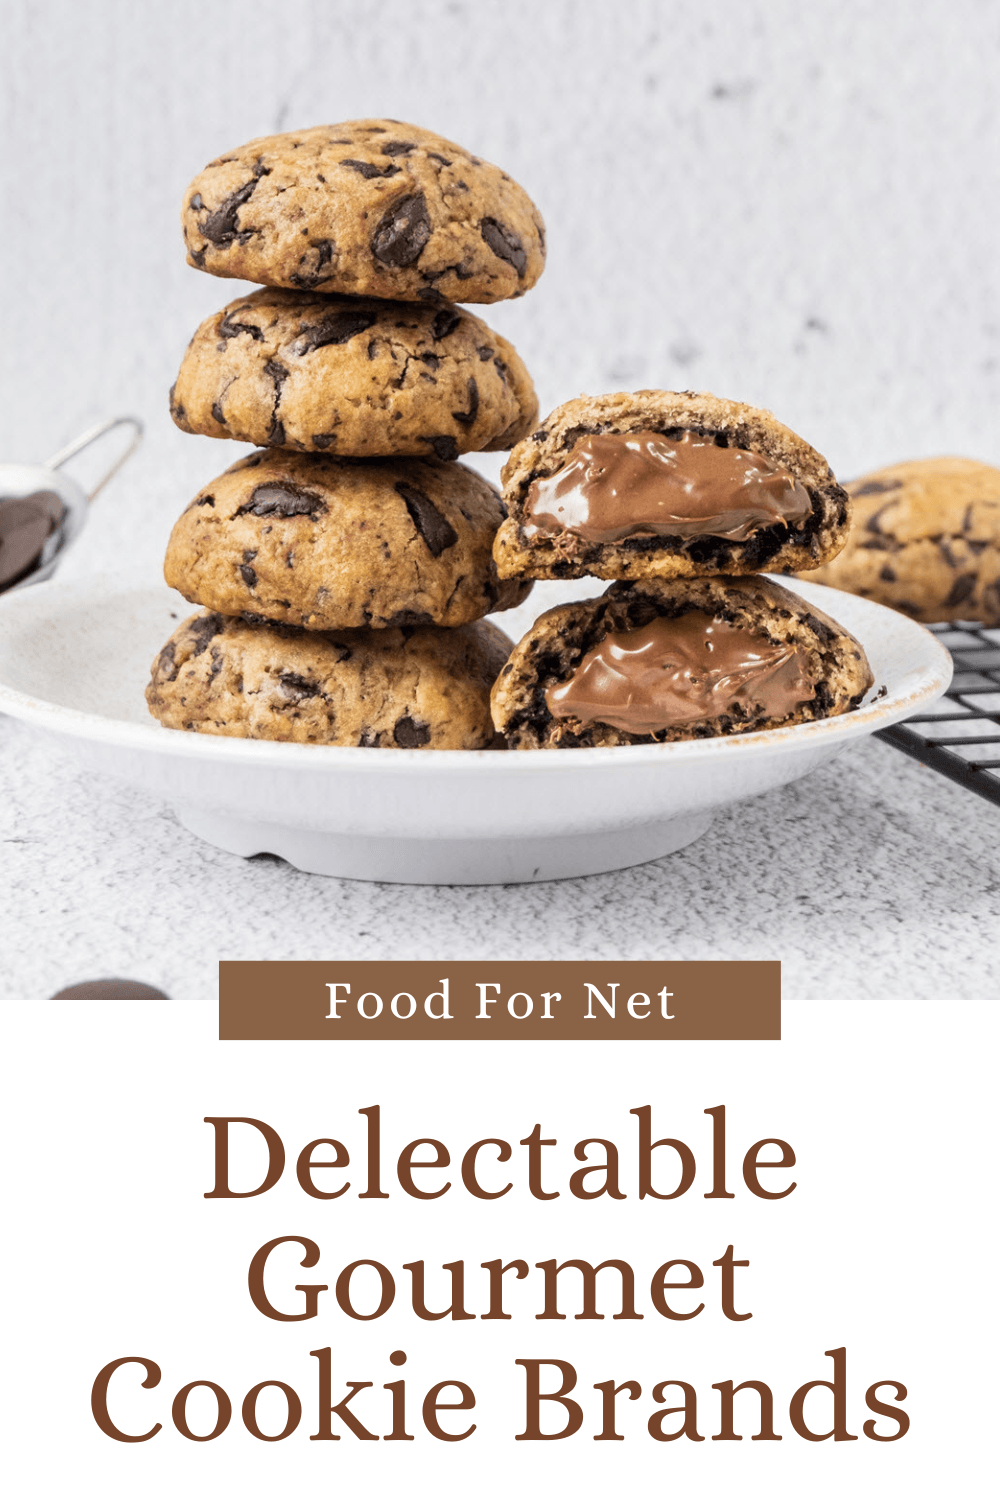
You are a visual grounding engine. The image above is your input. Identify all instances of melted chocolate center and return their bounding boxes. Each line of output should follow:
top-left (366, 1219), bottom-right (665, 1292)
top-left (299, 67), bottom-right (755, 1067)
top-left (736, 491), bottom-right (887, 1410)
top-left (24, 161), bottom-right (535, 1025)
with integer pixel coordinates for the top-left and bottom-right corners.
top-left (546, 611), bottom-right (815, 733)
top-left (524, 430), bottom-right (813, 543)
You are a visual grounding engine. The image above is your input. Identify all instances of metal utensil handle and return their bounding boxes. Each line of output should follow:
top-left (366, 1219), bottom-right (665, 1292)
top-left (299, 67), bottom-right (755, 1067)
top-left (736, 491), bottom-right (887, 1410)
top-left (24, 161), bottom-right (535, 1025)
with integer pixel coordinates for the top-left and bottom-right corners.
top-left (45, 415), bottom-right (144, 502)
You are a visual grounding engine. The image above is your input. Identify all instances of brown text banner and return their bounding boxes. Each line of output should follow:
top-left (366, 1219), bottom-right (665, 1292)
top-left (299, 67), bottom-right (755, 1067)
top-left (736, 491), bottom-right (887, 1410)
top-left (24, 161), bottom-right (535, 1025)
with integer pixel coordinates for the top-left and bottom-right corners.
top-left (219, 961), bottom-right (779, 1040)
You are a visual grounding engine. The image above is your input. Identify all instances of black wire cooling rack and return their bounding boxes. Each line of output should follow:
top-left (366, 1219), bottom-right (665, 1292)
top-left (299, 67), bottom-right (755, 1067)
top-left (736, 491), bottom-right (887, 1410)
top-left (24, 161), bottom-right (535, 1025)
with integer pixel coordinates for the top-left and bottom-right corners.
top-left (874, 621), bottom-right (1000, 807)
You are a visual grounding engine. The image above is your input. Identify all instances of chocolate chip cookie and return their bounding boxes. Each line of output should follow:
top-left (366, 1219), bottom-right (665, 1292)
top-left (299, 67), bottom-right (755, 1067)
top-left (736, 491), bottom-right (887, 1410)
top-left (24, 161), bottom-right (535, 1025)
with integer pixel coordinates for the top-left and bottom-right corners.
top-left (493, 390), bottom-right (851, 582)
top-left (164, 449), bottom-right (532, 630)
top-left (146, 610), bottom-right (512, 748)
top-left (181, 120), bottom-right (546, 304)
top-left (491, 574), bottom-right (873, 748)
top-left (804, 457), bottom-right (1000, 623)
top-left (169, 287), bottom-right (538, 458)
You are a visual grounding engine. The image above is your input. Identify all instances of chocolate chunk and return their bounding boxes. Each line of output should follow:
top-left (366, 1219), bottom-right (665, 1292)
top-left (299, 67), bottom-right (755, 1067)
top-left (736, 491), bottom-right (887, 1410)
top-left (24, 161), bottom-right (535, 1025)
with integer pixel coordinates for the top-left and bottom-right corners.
top-left (853, 479), bottom-right (903, 497)
top-left (419, 352), bottom-right (441, 371)
top-left (294, 307), bottom-right (377, 352)
top-left (265, 359), bottom-right (289, 390)
top-left (480, 218), bottom-right (527, 275)
top-left (311, 433), bottom-right (338, 449)
top-left (341, 158), bottom-right (400, 179)
top-left (426, 151), bottom-right (452, 166)
top-left (156, 641), bottom-right (178, 682)
top-left (195, 494), bottom-right (215, 507)
top-left (219, 308), bottom-right (264, 341)
top-left (278, 672), bottom-right (320, 702)
top-left (477, 344), bottom-right (493, 361)
top-left (432, 308), bottom-right (462, 340)
top-left (393, 715), bottom-right (431, 747)
top-left (879, 564), bottom-right (897, 583)
top-left (382, 141), bottom-right (417, 156)
top-left (451, 377), bottom-right (479, 426)
top-left (429, 435), bottom-right (459, 462)
top-left (269, 419), bottom-right (286, 446)
top-left (198, 167), bottom-right (270, 246)
top-left (211, 400), bottom-right (226, 425)
top-left (189, 193), bottom-right (204, 210)
top-left (236, 483), bottom-right (328, 519)
top-left (395, 482), bottom-right (458, 556)
top-left (239, 550), bottom-right (258, 589)
top-left (240, 613), bottom-right (306, 637)
top-left (288, 238), bottom-right (336, 290)
top-left (944, 574), bottom-right (976, 607)
top-left (371, 192), bottom-right (431, 266)
top-left (187, 613), bottom-right (225, 655)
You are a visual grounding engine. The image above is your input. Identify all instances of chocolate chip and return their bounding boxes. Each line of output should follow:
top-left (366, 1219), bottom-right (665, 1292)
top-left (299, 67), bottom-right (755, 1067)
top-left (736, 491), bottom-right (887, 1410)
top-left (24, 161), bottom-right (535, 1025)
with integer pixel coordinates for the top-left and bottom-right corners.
top-left (189, 193), bottom-right (204, 210)
top-left (420, 352), bottom-right (441, 371)
top-left (311, 433), bottom-right (338, 449)
top-left (219, 308), bottom-right (264, 341)
top-left (371, 192), bottom-right (431, 266)
top-left (239, 550), bottom-right (258, 588)
top-left (393, 715), bottom-right (431, 747)
top-left (480, 217), bottom-right (527, 275)
top-left (195, 494), bottom-right (216, 507)
top-left (426, 151), bottom-right (452, 166)
top-left (237, 482), bottom-right (327, 519)
top-left (432, 308), bottom-right (462, 340)
top-left (211, 400), bottom-right (226, 425)
top-left (493, 356), bottom-right (509, 384)
top-left (156, 641), bottom-right (178, 681)
top-left (395, 482), bottom-right (458, 556)
top-left (269, 419), bottom-right (286, 446)
top-left (341, 158), bottom-right (401, 179)
top-left (278, 672), bottom-right (320, 702)
top-left (240, 613), bottom-right (305, 637)
top-left (294, 306), bottom-right (377, 352)
top-left (944, 574), bottom-right (976, 607)
top-left (429, 435), bottom-right (458, 462)
top-left (198, 168), bottom-right (270, 246)
top-left (477, 344), bottom-right (493, 361)
top-left (451, 377), bottom-right (479, 425)
top-left (879, 564), bottom-right (897, 583)
top-left (367, 339), bottom-right (379, 360)
top-left (265, 359), bottom-right (289, 390)
top-left (288, 238), bottom-right (336, 290)
top-left (382, 141), bottom-right (417, 156)
top-left (853, 479), bottom-right (903, 497)
top-left (188, 613), bottom-right (225, 655)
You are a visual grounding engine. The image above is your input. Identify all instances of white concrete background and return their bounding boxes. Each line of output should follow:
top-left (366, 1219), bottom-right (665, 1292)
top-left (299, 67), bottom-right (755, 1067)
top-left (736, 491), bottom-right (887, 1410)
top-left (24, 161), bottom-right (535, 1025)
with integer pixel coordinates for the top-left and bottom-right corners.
top-left (2, 0), bottom-right (999, 996)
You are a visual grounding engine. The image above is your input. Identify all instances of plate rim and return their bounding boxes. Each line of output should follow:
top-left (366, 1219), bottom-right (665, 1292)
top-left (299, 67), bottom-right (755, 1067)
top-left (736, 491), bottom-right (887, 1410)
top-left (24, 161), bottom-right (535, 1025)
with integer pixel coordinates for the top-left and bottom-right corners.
top-left (0, 572), bottom-right (954, 775)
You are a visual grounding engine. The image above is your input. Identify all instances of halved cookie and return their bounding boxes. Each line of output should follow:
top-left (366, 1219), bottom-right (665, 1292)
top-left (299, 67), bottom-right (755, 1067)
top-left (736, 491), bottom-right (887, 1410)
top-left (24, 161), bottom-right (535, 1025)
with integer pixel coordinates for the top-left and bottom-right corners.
top-left (169, 288), bottom-right (538, 458)
top-left (164, 450), bottom-right (532, 630)
top-left (491, 575), bottom-right (873, 749)
top-left (494, 390), bottom-right (850, 581)
top-left (181, 120), bottom-right (546, 304)
top-left (804, 457), bottom-right (1000, 624)
top-left (147, 611), bottom-right (512, 749)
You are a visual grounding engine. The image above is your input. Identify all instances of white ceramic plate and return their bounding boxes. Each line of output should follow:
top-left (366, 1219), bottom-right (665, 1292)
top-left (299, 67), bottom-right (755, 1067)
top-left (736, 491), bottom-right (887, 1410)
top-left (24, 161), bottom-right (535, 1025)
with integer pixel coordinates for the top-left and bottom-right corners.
top-left (0, 573), bottom-right (951, 884)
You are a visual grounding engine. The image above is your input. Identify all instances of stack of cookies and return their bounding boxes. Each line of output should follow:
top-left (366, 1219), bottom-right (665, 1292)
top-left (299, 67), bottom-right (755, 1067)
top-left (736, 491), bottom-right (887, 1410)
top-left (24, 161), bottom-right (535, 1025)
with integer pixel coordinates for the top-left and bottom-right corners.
top-left (147, 120), bottom-right (545, 749)
top-left (488, 389), bottom-right (875, 747)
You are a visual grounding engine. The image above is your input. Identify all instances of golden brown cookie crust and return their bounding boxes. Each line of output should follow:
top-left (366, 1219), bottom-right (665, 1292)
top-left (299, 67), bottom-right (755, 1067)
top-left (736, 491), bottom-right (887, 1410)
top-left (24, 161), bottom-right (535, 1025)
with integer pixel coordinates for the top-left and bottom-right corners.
top-left (146, 611), bottom-right (513, 749)
top-left (804, 457), bottom-right (1000, 624)
top-left (163, 449), bottom-right (531, 630)
top-left (493, 390), bottom-right (850, 581)
top-left (181, 120), bottom-right (546, 304)
top-left (169, 288), bottom-right (538, 458)
top-left (491, 574), bottom-right (873, 748)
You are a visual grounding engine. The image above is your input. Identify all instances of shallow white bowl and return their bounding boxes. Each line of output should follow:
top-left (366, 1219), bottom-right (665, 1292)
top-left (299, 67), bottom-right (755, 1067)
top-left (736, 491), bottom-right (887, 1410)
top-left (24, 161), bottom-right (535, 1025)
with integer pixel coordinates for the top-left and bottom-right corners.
top-left (0, 573), bottom-right (951, 884)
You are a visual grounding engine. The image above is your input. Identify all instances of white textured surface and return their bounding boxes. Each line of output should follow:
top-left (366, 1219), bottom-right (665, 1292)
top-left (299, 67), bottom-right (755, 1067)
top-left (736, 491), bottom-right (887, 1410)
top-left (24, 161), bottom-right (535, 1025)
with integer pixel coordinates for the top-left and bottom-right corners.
top-left (1, 712), bottom-right (998, 1001)
top-left (2, 0), bottom-right (1000, 993)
